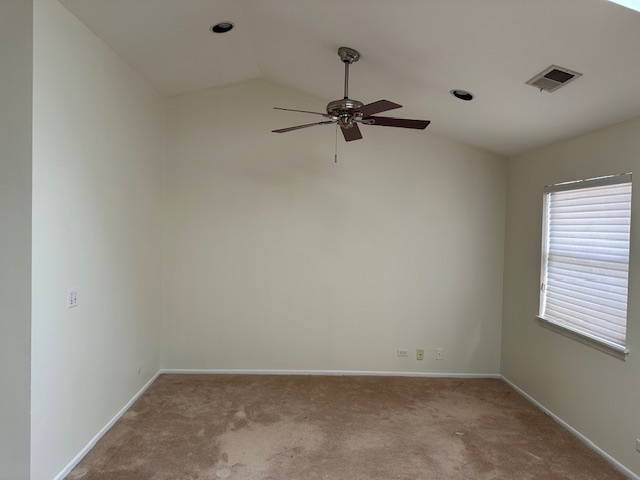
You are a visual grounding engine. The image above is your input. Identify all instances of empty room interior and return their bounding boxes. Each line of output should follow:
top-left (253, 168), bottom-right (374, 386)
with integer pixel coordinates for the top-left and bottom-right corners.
top-left (3, 0), bottom-right (640, 478)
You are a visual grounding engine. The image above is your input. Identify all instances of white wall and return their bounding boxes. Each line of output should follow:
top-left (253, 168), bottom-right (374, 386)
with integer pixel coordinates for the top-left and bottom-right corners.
top-left (502, 116), bottom-right (640, 476)
top-left (0, 1), bottom-right (33, 478)
top-left (163, 78), bottom-right (506, 375)
top-left (31, 1), bottom-right (165, 478)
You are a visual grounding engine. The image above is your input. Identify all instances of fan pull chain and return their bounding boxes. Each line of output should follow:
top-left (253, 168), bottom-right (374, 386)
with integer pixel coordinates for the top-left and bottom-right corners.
top-left (334, 124), bottom-right (338, 163)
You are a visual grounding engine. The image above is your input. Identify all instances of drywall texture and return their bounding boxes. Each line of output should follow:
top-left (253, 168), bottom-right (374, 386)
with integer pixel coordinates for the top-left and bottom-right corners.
top-left (31, 1), bottom-right (165, 478)
top-left (502, 116), bottom-right (640, 476)
top-left (0, 1), bottom-right (32, 478)
top-left (163, 78), bottom-right (506, 375)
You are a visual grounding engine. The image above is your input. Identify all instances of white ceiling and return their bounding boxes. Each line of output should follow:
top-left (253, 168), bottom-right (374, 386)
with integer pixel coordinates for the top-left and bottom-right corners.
top-left (59, 0), bottom-right (640, 157)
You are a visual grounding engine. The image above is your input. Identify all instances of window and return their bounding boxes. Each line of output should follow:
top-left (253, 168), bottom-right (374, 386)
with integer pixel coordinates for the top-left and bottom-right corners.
top-left (538, 174), bottom-right (632, 359)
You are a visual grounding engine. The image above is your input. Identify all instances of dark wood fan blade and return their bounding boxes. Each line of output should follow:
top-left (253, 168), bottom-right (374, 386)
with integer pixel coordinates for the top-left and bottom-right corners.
top-left (272, 120), bottom-right (335, 133)
top-left (357, 100), bottom-right (402, 118)
top-left (341, 123), bottom-right (363, 142)
top-left (367, 116), bottom-right (430, 129)
top-left (274, 107), bottom-right (331, 118)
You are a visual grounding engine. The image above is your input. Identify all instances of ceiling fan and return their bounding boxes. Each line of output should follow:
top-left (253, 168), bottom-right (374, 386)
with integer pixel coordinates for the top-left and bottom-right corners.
top-left (272, 47), bottom-right (430, 142)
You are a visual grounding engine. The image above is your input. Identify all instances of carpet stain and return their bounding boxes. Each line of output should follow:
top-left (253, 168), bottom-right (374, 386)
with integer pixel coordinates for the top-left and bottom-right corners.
top-left (215, 467), bottom-right (231, 478)
top-left (65, 375), bottom-right (628, 480)
top-left (218, 418), bottom-right (324, 478)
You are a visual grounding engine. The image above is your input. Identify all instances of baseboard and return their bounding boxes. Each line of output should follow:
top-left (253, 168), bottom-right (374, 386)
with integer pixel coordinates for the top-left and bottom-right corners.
top-left (53, 371), bottom-right (162, 480)
top-left (160, 368), bottom-right (501, 378)
top-left (501, 375), bottom-right (639, 480)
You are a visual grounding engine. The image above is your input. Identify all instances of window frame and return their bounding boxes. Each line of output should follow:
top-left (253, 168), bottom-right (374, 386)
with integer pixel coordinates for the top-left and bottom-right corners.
top-left (537, 173), bottom-right (632, 360)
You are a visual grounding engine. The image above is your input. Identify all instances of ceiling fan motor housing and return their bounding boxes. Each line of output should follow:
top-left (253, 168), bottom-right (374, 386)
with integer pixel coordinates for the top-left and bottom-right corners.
top-left (326, 98), bottom-right (363, 113)
top-left (326, 98), bottom-right (364, 128)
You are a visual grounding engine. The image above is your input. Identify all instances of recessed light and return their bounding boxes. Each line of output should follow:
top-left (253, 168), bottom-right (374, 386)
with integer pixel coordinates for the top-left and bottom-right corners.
top-left (211, 22), bottom-right (234, 34)
top-left (451, 89), bottom-right (474, 101)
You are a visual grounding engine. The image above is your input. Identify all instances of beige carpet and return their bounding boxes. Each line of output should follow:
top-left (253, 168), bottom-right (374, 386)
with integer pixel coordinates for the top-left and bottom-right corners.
top-left (66, 374), bottom-right (626, 480)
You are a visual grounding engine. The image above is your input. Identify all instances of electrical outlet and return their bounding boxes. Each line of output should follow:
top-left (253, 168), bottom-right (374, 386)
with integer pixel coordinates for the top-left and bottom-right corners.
top-left (136, 365), bottom-right (142, 376)
top-left (67, 289), bottom-right (78, 309)
top-left (397, 348), bottom-right (409, 357)
top-left (436, 348), bottom-right (444, 361)
top-left (636, 438), bottom-right (640, 453)
top-left (416, 349), bottom-right (425, 360)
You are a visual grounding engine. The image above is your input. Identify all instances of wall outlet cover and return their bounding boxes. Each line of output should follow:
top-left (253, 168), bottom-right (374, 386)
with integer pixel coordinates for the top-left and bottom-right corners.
top-left (416, 349), bottom-right (425, 360)
top-left (397, 348), bottom-right (409, 357)
top-left (67, 288), bottom-right (78, 309)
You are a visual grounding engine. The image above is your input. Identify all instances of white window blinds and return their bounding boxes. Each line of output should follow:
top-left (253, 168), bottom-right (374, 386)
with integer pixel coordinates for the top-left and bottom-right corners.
top-left (540, 174), bottom-right (632, 349)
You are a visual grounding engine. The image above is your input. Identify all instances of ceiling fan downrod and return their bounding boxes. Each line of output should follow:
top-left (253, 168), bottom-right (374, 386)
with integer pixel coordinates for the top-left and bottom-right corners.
top-left (338, 46), bottom-right (360, 100)
top-left (338, 47), bottom-right (360, 100)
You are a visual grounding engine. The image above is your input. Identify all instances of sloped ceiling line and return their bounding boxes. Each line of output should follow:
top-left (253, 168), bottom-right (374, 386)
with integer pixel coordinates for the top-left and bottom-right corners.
top-left (59, 0), bottom-right (640, 156)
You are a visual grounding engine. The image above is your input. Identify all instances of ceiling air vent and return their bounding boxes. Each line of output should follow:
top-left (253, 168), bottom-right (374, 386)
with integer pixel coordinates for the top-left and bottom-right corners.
top-left (526, 65), bottom-right (582, 92)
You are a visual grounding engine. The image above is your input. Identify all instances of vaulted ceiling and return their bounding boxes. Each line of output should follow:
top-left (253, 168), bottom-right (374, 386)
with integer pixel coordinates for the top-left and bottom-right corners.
top-left (59, 0), bottom-right (640, 156)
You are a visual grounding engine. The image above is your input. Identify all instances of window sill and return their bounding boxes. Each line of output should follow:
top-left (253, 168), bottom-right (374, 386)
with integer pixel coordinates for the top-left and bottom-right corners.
top-left (535, 316), bottom-right (629, 361)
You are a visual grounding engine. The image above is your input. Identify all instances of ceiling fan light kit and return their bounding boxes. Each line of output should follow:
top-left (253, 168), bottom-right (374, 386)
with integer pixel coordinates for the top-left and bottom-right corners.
top-left (272, 47), bottom-right (430, 142)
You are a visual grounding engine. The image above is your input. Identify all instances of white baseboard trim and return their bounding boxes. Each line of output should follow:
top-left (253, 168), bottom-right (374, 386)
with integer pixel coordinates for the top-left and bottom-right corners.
top-left (160, 368), bottom-right (501, 378)
top-left (53, 371), bottom-right (162, 480)
top-left (501, 375), bottom-right (639, 480)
